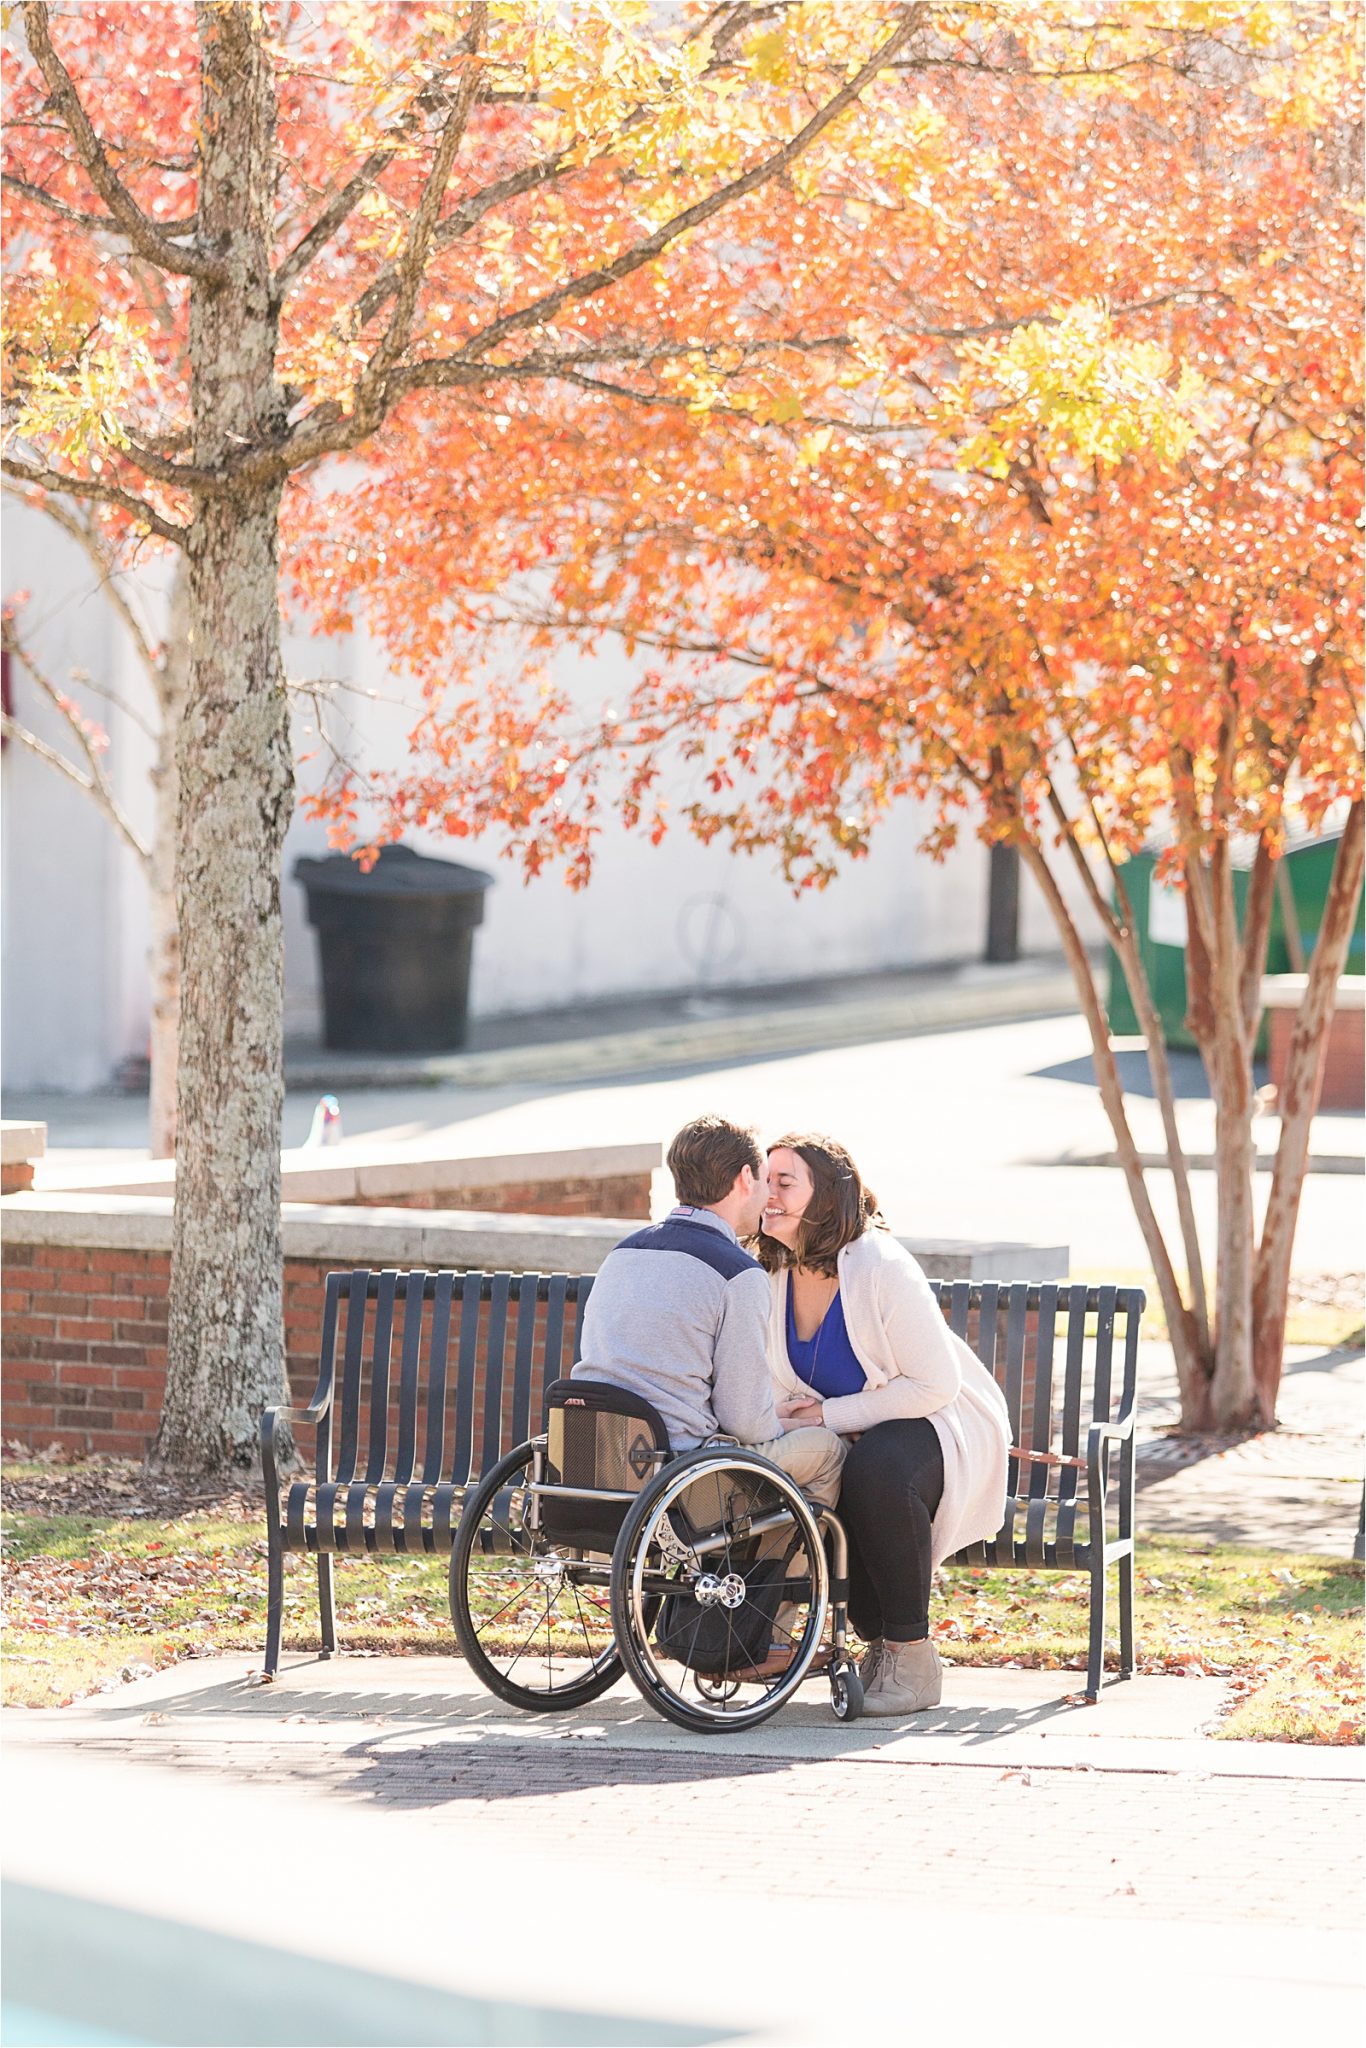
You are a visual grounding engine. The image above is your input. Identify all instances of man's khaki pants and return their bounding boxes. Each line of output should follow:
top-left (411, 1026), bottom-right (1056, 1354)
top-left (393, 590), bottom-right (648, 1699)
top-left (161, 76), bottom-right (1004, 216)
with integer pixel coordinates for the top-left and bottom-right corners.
top-left (745, 1422), bottom-right (846, 1509)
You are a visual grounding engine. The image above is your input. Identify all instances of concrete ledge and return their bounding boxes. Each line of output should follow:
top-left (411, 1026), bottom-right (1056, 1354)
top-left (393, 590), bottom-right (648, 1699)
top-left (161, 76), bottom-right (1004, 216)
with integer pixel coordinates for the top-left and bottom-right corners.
top-left (43, 1140), bottom-right (663, 1205)
top-left (1, 1193), bottom-right (1067, 1282)
top-left (1262, 973), bottom-right (1366, 1011)
top-left (0, 1193), bottom-right (635, 1275)
top-left (1, 1120), bottom-right (46, 1165)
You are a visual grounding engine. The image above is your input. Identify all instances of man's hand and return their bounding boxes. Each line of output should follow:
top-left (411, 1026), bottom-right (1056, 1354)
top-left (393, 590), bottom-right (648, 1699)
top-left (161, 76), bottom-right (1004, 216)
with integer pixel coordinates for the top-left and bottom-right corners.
top-left (777, 1395), bottom-right (825, 1431)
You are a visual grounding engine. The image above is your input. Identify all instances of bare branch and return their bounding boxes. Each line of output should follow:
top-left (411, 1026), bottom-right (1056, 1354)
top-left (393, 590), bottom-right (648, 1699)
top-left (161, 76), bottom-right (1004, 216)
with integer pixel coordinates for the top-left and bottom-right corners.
top-left (1, 457), bottom-right (185, 546)
top-left (120, 437), bottom-right (222, 494)
top-left (357, 6), bottom-right (488, 401)
top-left (1, 481), bottom-right (164, 688)
top-left (345, 149), bottom-right (576, 337)
top-left (2, 170), bottom-right (198, 237)
top-left (275, 56), bottom-right (470, 301)
top-left (19, 3), bottom-right (222, 283)
top-left (1, 622), bottom-right (151, 866)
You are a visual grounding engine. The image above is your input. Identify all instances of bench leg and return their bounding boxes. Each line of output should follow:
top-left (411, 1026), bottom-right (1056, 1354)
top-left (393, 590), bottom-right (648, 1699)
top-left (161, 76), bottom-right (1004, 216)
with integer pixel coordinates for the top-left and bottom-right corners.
top-left (264, 1530), bottom-right (284, 1679)
top-left (1085, 1552), bottom-right (1107, 1703)
top-left (317, 1553), bottom-right (336, 1658)
top-left (1118, 1549), bottom-right (1135, 1679)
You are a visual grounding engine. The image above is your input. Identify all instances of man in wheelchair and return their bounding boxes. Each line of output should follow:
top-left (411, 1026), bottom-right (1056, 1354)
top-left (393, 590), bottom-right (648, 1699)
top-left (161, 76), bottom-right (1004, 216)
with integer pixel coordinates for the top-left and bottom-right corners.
top-left (449, 1114), bottom-right (859, 1731)
top-left (571, 1114), bottom-right (846, 1507)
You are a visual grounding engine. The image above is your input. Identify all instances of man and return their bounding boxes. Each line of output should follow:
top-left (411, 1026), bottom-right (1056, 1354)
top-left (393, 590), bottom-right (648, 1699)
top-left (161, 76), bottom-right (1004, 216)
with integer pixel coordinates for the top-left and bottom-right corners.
top-left (572, 1113), bottom-right (845, 1505)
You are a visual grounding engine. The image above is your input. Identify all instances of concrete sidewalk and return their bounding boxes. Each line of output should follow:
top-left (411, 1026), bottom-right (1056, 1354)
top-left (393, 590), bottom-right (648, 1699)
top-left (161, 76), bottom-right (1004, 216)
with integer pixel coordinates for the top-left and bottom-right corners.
top-left (281, 954), bottom-right (1081, 1090)
top-left (1134, 1336), bottom-right (1364, 1553)
top-left (5, 1654), bottom-right (1362, 2047)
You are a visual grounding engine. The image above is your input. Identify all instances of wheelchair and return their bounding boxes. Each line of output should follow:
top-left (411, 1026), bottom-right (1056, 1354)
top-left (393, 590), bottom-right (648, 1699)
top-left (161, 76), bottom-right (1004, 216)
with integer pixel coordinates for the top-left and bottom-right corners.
top-left (449, 1379), bottom-right (865, 1731)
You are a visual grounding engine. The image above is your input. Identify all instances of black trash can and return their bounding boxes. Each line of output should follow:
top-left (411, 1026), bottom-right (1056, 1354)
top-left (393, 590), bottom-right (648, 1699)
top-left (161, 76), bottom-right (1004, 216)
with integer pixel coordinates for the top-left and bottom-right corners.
top-left (295, 843), bottom-right (494, 1053)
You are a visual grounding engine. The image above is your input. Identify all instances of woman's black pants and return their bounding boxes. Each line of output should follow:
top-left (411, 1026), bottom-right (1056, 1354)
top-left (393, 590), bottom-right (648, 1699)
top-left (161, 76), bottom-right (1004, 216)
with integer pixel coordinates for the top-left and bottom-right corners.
top-left (837, 1418), bottom-right (945, 1643)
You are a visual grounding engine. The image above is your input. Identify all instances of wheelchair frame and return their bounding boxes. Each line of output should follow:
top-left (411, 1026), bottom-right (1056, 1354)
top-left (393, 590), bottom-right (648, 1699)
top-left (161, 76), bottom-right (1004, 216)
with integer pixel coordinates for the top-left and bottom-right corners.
top-left (448, 1382), bottom-right (864, 1732)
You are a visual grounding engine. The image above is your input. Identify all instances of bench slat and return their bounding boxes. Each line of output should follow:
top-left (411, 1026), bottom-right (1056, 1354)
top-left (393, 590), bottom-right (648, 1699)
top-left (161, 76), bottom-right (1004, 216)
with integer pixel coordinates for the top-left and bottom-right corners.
top-left (448, 1276), bottom-right (483, 1486)
top-left (422, 1272), bottom-right (456, 1483)
top-left (1054, 1282), bottom-right (1090, 1560)
top-left (365, 1269), bottom-right (399, 1481)
top-left (1024, 1283), bottom-right (1059, 1564)
top-left (334, 1269), bottom-right (371, 1485)
top-left (392, 1272), bottom-right (427, 1485)
top-left (510, 1275), bottom-right (541, 1449)
top-left (313, 1274), bottom-right (342, 1488)
top-left (479, 1273), bottom-right (512, 1481)
top-left (544, 1274), bottom-right (569, 1417)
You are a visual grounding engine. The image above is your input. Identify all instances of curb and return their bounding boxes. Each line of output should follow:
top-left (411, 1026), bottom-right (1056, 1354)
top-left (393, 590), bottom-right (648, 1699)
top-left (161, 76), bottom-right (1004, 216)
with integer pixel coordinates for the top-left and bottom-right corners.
top-left (284, 966), bottom-right (1080, 1091)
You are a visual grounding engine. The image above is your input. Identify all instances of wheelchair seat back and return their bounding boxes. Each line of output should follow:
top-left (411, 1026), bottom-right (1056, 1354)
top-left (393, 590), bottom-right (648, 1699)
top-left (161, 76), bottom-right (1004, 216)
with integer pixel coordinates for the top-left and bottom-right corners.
top-left (540, 1378), bottom-right (671, 1554)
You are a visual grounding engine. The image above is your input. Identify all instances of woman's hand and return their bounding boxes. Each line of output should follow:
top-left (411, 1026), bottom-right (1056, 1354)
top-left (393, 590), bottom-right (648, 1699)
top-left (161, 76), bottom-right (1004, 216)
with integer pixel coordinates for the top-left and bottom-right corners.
top-left (777, 1396), bottom-right (825, 1431)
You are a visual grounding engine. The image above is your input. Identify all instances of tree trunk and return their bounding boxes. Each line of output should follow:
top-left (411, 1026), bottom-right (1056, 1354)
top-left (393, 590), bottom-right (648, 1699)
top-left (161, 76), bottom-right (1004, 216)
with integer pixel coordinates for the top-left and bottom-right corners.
top-left (1202, 836), bottom-right (1259, 1427)
top-left (153, 1), bottom-right (292, 1474)
top-left (1208, 1047), bottom-right (1258, 1425)
top-left (1017, 835), bottom-right (1208, 1414)
top-left (147, 561), bottom-right (188, 1159)
top-left (1252, 803), bottom-right (1366, 1414)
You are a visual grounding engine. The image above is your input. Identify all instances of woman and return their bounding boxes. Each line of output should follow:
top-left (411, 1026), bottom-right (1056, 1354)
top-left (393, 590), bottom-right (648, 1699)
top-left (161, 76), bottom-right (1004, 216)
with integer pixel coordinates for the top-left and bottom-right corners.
top-left (757, 1133), bottom-right (1010, 1715)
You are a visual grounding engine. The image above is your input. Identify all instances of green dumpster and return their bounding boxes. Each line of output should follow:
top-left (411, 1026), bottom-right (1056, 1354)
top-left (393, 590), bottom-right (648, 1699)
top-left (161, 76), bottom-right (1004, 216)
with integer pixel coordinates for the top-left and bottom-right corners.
top-left (1106, 829), bottom-right (1365, 1053)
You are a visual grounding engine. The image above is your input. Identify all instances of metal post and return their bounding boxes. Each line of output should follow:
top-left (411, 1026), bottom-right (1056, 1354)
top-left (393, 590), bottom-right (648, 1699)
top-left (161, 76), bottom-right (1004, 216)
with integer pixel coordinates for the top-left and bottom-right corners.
top-left (986, 842), bottom-right (1021, 963)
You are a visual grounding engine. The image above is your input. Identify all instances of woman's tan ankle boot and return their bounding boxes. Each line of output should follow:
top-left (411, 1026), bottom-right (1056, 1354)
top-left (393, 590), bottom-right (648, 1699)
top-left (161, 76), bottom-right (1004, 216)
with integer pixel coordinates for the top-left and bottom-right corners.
top-left (863, 1637), bottom-right (941, 1715)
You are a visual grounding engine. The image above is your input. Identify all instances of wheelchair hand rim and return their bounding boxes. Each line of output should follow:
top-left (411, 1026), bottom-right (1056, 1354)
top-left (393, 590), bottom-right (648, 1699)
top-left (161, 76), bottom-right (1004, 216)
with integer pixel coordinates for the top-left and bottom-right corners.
top-left (620, 1451), bottom-right (830, 1728)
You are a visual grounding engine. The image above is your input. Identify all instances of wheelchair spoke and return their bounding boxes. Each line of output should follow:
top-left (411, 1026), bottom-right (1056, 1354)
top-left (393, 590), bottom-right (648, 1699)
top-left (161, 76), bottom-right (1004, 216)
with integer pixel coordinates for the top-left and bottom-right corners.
top-left (451, 1443), bottom-right (621, 1708)
top-left (615, 1452), bottom-right (831, 1731)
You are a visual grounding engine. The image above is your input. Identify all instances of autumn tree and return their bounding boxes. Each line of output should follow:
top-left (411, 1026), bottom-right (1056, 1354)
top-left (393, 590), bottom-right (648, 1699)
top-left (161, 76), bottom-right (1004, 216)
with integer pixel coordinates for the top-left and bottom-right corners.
top-left (3, 0), bottom-right (949, 1472)
top-left (309, 5), bottom-right (1363, 1431)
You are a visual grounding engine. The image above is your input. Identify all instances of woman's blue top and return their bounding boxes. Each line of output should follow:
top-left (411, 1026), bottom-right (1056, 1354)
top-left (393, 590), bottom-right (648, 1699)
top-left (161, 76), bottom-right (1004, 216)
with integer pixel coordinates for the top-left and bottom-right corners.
top-left (784, 1283), bottom-right (866, 1399)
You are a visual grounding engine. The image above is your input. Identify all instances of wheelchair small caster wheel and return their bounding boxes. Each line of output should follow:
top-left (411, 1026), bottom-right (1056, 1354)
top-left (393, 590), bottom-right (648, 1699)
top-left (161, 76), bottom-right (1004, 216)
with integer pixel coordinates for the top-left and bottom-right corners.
top-left (830, 1666), bottom-right (864, 1722)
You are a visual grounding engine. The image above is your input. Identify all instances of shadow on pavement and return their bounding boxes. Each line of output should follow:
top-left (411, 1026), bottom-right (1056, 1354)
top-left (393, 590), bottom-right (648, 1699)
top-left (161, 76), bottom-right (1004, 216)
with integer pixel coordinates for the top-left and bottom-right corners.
top-left (1030, 1046), bottom-right (1223, 1100)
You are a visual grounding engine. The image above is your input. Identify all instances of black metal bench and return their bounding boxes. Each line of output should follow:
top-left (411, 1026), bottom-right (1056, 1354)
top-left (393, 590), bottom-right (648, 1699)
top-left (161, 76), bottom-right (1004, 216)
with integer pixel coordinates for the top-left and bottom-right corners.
top-left (931, 1280), bottom-right (1142, 1702)
top-left (261, 1270), bottom-right (590, 1677)
top-left (262, 1270), bottom-right (1142, 1698)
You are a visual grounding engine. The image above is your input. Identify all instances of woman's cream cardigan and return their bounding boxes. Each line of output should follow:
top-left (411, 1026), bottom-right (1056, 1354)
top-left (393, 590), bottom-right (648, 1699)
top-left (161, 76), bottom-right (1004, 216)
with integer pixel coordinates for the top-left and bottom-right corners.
top-left (766, 1228), bottom-right (1010, 1568)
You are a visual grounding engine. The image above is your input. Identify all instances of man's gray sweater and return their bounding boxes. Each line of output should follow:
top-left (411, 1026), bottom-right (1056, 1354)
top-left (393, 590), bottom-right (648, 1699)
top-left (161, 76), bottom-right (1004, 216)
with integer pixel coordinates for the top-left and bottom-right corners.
top-left (572, 1206), bottom-right (781, 1450)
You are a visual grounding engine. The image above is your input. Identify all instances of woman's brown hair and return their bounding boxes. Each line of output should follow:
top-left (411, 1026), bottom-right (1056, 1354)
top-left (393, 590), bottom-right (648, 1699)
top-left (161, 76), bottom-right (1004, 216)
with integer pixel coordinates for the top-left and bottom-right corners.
top-left (753, 1132), bottom-right (883, 1276)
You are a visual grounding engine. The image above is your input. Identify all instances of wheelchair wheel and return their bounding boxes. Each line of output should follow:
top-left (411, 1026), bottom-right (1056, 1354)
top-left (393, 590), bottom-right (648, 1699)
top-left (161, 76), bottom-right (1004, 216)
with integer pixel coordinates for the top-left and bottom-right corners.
top-left (450, 1440), bottom-right (623, 1711)
top-left (610, 1448), bottom-right (829, 1733)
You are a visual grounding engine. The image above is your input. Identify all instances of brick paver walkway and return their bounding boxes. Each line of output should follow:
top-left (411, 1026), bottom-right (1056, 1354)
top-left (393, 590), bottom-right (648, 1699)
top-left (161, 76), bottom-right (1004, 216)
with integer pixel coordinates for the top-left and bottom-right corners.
top-left (21, 1725), bottom-right (1362, 1932)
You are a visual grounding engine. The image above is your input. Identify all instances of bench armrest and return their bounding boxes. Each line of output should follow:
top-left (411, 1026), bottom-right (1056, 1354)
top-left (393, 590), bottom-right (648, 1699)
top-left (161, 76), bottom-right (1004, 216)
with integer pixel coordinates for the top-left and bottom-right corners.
top-left (262, 1397), bottom-right (332, 1435)
top-left (261, 1386), bottom-right (335, 1513)
top-left (1088, 1408), bottom-right (1135, 1450)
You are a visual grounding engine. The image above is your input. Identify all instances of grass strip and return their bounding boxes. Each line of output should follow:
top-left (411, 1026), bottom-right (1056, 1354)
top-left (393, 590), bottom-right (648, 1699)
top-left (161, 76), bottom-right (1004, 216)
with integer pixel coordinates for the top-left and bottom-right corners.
top-left (3, 1456), bottom-right (1360, 1742)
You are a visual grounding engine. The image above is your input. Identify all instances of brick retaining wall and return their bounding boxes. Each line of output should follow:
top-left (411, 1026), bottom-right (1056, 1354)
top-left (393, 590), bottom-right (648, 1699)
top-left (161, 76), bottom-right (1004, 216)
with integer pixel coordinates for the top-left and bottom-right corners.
top-left (349, 1172), bottom-right (649, 1217)
top-left (2, 1242), bottom-right (339, 1456)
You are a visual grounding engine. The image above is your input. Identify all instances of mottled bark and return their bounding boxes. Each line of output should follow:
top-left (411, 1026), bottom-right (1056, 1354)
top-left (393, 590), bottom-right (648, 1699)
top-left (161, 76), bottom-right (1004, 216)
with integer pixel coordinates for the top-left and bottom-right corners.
top-left (1204, 834), bottom-right (1258, 1428)
top-left (147, 561), bottom-right (188, 1159)
top-left (1109, 913), bottom-right (1211, 1369)
top-left (1252, 803), bottom-right (1365, 1416)
top-left (153, 3), bottom-right (292, 1473)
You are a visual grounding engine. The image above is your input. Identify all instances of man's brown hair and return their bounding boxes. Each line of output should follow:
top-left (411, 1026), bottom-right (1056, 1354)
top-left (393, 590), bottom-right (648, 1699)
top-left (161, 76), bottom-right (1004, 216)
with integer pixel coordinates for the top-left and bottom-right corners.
top-left (666, 1114), bottom-right (763, 1207)
top-left (753, 1132), bottom-right (883, 1276)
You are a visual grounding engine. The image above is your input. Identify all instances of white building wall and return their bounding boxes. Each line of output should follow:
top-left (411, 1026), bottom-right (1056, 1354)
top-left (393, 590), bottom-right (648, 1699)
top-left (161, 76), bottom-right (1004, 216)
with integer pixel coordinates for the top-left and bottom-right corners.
top-left (1, 509), bottom-right (159, 1092)
top-left (4, 499), bottom-right (1100, 1092)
